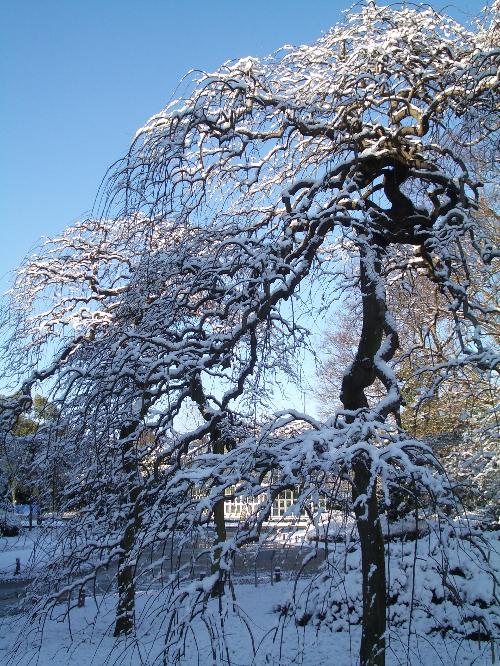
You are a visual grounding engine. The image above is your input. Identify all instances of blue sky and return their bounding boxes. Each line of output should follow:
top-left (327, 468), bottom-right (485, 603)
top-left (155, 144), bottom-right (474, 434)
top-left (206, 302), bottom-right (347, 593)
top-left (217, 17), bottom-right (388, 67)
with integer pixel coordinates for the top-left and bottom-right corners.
top-left (1, 0), bottom-right (486, 289)
top-left (1, 0), bottom-right (341, 287)
top-left (0, 0), bottom-right (489, 409)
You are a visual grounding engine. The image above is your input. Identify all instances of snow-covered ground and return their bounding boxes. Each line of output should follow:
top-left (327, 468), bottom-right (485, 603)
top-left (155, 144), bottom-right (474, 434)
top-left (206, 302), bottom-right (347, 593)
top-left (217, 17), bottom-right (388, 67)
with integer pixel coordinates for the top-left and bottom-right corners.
top-left (0, 525), bottom-right (67, 580)
top-left (0, 522), bottom-right (497, 665)
top-left (0, 530), bottom-right (45, 579)
top-left (0, 581), bottom-right (496, 666)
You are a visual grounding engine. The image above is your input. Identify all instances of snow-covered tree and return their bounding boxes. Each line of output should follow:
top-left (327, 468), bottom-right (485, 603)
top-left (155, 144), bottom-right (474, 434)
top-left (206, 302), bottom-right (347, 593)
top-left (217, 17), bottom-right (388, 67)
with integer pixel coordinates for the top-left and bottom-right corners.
top-left (1, 3), bottom-right (498, 665)
top-left (316, 264), bottom-right (499, 516)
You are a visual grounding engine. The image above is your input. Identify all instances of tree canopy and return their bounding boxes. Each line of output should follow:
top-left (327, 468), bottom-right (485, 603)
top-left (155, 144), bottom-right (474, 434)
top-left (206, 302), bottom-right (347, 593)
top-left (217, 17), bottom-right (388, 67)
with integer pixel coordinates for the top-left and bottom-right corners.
top-left (1, 3), bottom-right (498, 665)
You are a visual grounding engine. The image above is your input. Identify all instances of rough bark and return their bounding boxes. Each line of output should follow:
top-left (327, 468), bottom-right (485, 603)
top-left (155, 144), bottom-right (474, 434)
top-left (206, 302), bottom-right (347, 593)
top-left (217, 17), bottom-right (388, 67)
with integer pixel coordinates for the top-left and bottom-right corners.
top-left (352, 461), bottom-right (386, 666)
top-left (211, 434), bottom-right (227, 598)
top-left (189, 372), bottom-right (230, 598)
top-left (113, 420), bottom-right (142, 637)
top-left (340, 247), bottom-right (387, 666)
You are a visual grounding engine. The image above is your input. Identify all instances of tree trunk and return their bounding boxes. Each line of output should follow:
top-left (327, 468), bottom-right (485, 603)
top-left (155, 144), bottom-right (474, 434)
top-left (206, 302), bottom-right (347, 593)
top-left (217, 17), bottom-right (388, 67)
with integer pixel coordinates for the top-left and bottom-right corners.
top-left (211, 436), bottom-right (227, 597)
top-left (114, 420), bottom-right (142, 637)
top-left (352, 460), bottom-right (386, 666)
top-left (52, 471), bottom-right (57, 513)
top-left (189, 372), bottom-right (229, 598)
top-left (340, 245), bottom-right (387, 666)
top-left (114, 522), bottom-right (137, 636)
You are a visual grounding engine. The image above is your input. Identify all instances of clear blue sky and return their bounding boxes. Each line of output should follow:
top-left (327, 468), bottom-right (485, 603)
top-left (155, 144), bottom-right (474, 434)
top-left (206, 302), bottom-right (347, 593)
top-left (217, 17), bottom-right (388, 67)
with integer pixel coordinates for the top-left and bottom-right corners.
top-left (0, 0), bottom-right (486, 289)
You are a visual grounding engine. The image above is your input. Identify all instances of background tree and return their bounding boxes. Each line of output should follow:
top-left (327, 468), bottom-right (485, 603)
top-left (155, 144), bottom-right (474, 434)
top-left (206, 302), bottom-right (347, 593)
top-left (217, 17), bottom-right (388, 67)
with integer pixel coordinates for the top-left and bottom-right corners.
top-left (0, 394), bottom-right (65, 525)
top-left (317, 196), bottom-right (499, 517)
